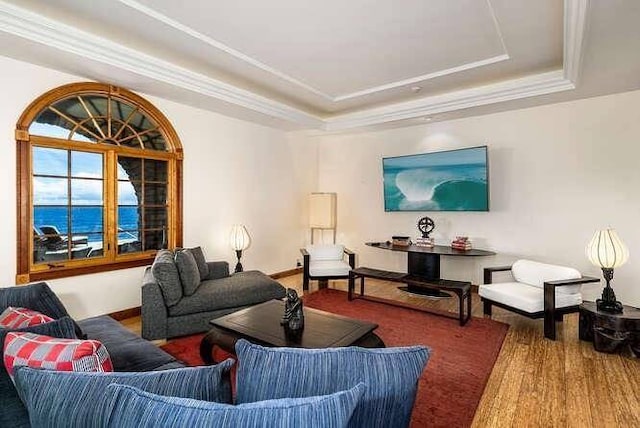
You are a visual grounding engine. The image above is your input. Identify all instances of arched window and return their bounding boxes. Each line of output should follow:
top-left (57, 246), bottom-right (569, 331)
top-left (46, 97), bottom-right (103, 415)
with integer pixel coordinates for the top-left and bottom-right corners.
top-left (16, 83), bottom-right (183, 283)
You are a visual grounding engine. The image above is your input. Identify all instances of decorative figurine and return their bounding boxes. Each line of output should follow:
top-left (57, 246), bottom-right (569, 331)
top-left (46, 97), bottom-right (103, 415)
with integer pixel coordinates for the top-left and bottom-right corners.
top-left (417, 216), bottom-right (435, 238)
top-left (281, 288), bottom-right (304, 330)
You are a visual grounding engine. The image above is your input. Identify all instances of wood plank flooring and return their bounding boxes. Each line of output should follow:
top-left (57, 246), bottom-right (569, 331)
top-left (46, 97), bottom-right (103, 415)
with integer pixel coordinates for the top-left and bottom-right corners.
top-left (123, 274), bottom-right (640, 427)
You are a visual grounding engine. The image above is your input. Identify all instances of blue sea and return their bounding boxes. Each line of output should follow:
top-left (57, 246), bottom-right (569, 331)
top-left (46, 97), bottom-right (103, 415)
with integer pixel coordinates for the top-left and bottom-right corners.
top-left (383, 163), bottom-right (488, 211)
top-left (34, 206), bottom-right (139, 243)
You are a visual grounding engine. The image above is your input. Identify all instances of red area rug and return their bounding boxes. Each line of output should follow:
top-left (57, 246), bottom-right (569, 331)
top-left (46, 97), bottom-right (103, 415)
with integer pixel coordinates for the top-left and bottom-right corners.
top-left (161, 289), bottom-right (509, 428)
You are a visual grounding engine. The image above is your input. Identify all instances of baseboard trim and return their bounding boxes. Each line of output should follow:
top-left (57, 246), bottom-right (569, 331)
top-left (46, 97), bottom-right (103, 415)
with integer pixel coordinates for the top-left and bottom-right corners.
top-left (109, 306), bottom-right (141, 321)
top-left (270, 267), bottom-right (302, 279)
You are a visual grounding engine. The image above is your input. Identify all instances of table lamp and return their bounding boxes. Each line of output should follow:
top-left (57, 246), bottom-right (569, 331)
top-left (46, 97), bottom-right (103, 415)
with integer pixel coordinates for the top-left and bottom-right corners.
top-left (586, 228), bottom-right (629, 313)
top-left (229, 224), bottom-right (251, 273)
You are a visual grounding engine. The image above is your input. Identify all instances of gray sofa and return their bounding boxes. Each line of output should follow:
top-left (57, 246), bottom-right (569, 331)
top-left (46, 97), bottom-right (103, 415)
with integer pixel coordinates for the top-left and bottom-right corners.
top-left (1, 282), bottom-right (184, 428)
top-left (142, 250), bottom-right (286, 340)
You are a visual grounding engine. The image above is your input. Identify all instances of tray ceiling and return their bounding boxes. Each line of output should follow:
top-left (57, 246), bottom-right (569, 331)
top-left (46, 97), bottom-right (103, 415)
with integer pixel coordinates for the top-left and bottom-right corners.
top-left (1, 0), bottom-right (638, 131)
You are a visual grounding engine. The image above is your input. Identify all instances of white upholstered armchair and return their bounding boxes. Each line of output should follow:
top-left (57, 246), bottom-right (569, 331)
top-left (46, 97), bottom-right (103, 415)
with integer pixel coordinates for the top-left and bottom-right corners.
top-left (479, 259), bottom-right (599, 340)
top-left (300, 244), bottom-right (355, 292)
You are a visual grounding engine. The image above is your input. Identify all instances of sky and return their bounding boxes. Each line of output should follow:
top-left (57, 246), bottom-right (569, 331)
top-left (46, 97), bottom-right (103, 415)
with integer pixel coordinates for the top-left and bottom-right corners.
top-left (32, 145), bottom-right (137, 206)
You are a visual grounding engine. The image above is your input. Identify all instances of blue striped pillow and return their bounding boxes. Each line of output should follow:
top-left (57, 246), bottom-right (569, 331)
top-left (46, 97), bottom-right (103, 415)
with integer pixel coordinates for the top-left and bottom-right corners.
top-left (104, 382), bottom-right (366, 428)
top-left (14, 360), bottom-right (234, 428)
top-left (235, 339), bottom-right (430, 428)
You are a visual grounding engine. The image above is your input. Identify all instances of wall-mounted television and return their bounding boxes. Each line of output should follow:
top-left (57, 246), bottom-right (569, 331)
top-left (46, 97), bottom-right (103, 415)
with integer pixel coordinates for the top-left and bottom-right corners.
top-left (382, 146), bottom-right (489, 212)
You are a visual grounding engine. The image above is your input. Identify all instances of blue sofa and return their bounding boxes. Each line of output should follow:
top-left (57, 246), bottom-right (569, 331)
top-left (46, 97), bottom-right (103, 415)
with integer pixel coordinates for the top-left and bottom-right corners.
top-left (0, 282), bottom-right (184, 428)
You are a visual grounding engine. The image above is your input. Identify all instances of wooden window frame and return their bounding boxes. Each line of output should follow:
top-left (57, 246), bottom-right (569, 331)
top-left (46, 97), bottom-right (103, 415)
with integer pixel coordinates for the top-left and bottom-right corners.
top-left (16, 83), bottom-right (183, 283)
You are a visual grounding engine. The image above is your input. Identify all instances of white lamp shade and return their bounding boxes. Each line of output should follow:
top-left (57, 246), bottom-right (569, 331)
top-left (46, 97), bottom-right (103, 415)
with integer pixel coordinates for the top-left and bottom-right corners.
top-left (309, 193), bottom-right (336, 228)
top-left (229, 224), bottom-right (251, 251)
top-left (586, 229), bottom-right (629, 269)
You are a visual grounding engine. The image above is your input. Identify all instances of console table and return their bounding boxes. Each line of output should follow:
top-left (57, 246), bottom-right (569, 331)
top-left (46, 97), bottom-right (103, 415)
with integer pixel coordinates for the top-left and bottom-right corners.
top-left (365, 242), bottom-right (495, 295)
top-left (347, 243), bottom-right (495, 325)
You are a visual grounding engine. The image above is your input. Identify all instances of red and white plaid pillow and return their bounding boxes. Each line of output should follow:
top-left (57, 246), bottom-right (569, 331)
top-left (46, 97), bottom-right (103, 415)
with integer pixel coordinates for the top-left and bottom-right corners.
top-left (3, 332), bottom-right (113, 378)
top-left (0, 307), bottom-right (54, 329)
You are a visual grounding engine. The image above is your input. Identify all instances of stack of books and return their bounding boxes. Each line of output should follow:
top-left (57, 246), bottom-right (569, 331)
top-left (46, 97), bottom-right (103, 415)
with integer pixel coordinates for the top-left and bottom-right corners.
top-left (415, 237), bottom-right (435, 247)
top-left (451, 236), bottom-right (472, 251)
top-left (391, 236), bottom-right (411, 246)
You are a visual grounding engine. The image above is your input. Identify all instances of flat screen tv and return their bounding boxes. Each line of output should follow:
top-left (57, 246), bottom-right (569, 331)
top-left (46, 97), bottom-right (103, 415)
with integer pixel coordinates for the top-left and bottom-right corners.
top-left (382, 146), bottom-right (489, 212)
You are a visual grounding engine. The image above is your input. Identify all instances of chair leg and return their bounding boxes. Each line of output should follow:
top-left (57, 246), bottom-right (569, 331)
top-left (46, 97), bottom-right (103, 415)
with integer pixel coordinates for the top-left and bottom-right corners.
top-left (303, 276), bottom-right (309, 292)
top-left (483, 300), bottom-right (492, 317)
top-left (544, 314), bottom-right (556, 340)
top-left (348, 273), bottom-right (355, 301)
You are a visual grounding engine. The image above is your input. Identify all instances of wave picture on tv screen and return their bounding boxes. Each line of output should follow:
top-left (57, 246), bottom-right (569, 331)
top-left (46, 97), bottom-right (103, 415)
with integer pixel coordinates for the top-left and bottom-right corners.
top-left (383, 146), bottom-right (488, 212)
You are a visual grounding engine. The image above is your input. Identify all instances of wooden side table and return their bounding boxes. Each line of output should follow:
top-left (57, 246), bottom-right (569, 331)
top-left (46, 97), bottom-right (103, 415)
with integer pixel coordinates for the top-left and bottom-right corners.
top-left (579, 301), bottom-right (640, 357)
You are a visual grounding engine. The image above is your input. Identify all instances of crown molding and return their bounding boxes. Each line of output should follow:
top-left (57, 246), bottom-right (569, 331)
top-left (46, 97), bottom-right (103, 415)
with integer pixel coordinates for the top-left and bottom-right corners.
top-left (563, 0), bottom-right (590, 83)
top-left (0, 1), bottom-right (323, 128)
top-left (325, 71), bottom-right (575, 131)
top-left (119, 0), bottom-right (510, 103)
top-left (0, 0), bottom-right (589, 132)
top-left (333, 55), bottom-right (510, 102)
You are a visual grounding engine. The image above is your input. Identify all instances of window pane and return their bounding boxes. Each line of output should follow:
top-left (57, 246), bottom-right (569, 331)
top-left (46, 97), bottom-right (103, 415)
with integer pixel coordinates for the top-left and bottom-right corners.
top-left (144, 160), bottom-right (167, 182)
top-left (144, 183), bottom-right (167, 205)
top-left (71, 151), bottom-right (103, 178)
top-left (141, 130), bottom-right (166, 151)
top-left (120, 135), bottom-right (142, 149)
top-left (118, 181), bottom-right (139, 205)
top-left (33, 177), bottom-right (68, 205)
top-left (34, 206), bottom-right (68, 235)
top-left (117, 126), bottom-right (136, 146)
top-left (117, 157), bottom-right (142, 181)
top-left (54, 97), bottom-right (89, 121)
top-left (29, 111), bottom-right (79, 140)
top-left (143, 230), bottom-right (166, 251)
top-left (111, 99), bottom-right (136, 122)
top-left (33, 147), bottom-right (67, 176)
top-left (71, 179), bottom-right (103, 205)
top-left (70, 126), bottom-right (99, 143)
top-left (128, 110), bottom-right (157, 133)
top-left (80, 95), bottom-right (108, 117)
top-left (72, 206), bottom-right (103, 234)
top-left (144, 207), bottom-right (167, 229)
top-left (118, 206), bottom-right (140, 231)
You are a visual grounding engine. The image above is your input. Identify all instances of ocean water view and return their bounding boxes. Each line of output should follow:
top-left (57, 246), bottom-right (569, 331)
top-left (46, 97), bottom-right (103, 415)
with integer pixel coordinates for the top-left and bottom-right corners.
top-left (34, 206), bottom-right (140, 243)
top-left (383, 163), bottom-right (488, 211)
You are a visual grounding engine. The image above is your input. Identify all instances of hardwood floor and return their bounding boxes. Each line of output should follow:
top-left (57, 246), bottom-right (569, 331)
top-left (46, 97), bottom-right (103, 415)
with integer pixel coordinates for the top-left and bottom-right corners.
top-left (124, 273), bottom-right (640, 427)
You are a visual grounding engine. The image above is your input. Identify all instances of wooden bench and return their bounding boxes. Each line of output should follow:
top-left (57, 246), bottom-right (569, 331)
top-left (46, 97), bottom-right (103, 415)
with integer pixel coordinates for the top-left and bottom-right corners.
top-left (348, 267), bottom-right (472, 326)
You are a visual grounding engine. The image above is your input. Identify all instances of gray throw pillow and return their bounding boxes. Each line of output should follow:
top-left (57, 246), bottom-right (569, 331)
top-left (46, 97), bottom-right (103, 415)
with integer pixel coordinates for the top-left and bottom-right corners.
top-left (0, 282), bottom-right (85, 339)
top-left (175, 250), bottom-right (201, 296)
top-left (151, 250), bottom-right (182, 307)
top-left (187, 247), bottom-right (209, 281)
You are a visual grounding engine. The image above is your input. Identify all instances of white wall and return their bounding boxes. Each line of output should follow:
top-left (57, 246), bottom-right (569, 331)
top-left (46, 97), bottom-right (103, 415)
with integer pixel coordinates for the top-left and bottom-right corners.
top-left (309, 90), bottom-right (640, 307)
top-left (0, 56), bottom-right (317, 319)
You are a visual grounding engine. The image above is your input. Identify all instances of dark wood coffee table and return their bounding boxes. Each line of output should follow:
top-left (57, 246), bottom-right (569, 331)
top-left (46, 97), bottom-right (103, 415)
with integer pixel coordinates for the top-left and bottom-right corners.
top-left (200, 299), bottom-right (385, 364)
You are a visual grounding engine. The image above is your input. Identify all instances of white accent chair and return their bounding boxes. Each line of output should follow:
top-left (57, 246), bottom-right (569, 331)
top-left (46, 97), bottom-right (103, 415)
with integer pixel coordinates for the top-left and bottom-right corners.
top-left (480, 259), bottom-right (600, 340)
top-left (300, 244), bottom-right (355, 292)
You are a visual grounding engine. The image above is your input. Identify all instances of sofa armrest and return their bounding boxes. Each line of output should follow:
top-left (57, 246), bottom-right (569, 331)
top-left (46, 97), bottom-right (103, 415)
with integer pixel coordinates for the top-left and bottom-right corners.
top-left (141, 267), bottom-right (169, 341)
top-left (206, 261), bottom-right (230, 280)
top-left (483, 265), bottom-right (513, 284)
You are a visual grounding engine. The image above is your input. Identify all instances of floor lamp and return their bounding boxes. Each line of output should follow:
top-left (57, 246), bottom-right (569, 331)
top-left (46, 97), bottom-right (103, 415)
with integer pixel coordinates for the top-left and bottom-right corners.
top-left (309, 192), bottom-right (336, 244)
